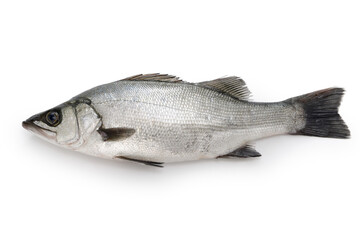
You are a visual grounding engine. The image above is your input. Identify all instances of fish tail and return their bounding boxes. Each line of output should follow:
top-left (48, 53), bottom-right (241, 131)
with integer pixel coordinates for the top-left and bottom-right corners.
top-left (288, 88), bottom-right (350, 138)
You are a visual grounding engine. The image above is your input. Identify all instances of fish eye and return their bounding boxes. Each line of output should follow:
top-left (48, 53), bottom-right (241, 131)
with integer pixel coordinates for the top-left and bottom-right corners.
top-left (45, 111), bottom-right (60, 126)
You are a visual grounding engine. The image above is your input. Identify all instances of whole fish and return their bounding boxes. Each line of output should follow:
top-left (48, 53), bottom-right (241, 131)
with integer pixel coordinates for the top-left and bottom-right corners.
top-left (22, 74), bottom-right (350, 167)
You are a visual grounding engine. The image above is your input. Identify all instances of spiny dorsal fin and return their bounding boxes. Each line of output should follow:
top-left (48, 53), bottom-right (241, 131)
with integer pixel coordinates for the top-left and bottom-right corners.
top-left (123, 73), bottom-right (182, 83)
top-left (198, 76), bottom-right (251, 101)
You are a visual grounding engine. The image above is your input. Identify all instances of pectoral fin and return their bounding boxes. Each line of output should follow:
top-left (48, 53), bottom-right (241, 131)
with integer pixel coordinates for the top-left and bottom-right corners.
top-left (218, 145), bottom-right (261, 158)
top-left (98, 127), bottom-right (135, 141)
top-left (116, 156), bottom-right (164, 168)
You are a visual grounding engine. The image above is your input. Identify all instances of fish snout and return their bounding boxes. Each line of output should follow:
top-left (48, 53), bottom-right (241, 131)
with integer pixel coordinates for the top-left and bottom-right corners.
top-left (25, 113), bottom-right (41, 123)
top-left (22, 120), bottom-right (31, 130)
top-left (22, 113), bottom-right (41, 130)
top-left (22, 114), bottom-right (56, 140)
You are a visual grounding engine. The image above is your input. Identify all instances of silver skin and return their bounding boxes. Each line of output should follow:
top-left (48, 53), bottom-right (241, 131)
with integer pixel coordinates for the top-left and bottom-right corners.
top-left (23, 74), bottom-right (306, 163)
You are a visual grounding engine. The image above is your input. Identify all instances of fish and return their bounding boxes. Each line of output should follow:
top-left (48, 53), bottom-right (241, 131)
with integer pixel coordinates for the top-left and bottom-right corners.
top-left (22, 74), bottom-right (350, 167)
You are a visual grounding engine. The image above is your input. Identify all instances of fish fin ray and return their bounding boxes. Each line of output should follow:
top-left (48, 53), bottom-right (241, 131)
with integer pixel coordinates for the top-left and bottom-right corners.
top-left (116, 156), bottom-right (164, 168)
top-left (97, 127), bottom-right (135, 141)
top-left (198, 76), bottom-right (251, 101)
top-left (122, 73), bottom-right (182, 83)
top-left (218, 145), bottom-right (261, 158)
top-left (287, 88), bottom-right (350, 138)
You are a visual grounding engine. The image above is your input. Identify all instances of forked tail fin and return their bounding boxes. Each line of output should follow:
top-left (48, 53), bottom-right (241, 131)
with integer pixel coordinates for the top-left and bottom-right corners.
top-left (289, 88), bottom-right (350, 138)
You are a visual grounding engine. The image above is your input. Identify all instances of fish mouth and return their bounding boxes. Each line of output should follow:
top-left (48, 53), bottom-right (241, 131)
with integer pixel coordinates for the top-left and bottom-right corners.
top-left (22, 120), bottom-right (56, 139)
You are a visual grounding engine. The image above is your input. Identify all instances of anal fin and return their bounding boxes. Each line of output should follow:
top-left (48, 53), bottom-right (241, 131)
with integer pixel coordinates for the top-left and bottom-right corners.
top-left (116, 156), bottom-right (164, 168)
top-left (218, 145), bottom-right (261, 158)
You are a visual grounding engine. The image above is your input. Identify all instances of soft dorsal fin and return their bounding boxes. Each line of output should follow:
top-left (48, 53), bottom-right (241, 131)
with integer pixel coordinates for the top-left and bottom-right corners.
top-left (198, 76), bottom-right (251, 101)
top-left (123, 73), bottom-right (182, 83)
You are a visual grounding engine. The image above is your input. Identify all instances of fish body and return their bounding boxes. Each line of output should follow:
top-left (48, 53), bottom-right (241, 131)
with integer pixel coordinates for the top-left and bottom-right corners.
top-left (23, 74), bottom-right (350, 166)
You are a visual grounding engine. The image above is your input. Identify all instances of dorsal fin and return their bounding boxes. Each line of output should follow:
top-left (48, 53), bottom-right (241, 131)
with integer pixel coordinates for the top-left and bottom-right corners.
top-left (198, 76), bottom-right (251, 101)
top-left (123, 73), bottom-right (182, 83)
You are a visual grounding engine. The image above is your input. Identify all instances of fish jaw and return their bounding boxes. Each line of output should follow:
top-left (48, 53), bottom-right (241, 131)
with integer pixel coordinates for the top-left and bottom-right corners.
top-left (22, 119), bottom-right (57, 141)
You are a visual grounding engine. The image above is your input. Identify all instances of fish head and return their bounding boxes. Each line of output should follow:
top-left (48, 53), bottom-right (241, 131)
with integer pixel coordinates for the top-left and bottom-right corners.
top-left (22, 98), bottom-right (101, 149)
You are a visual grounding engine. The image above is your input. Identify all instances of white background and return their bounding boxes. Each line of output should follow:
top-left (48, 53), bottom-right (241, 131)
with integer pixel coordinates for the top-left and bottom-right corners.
top-left (1, 1), bottom-right (359, 239)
